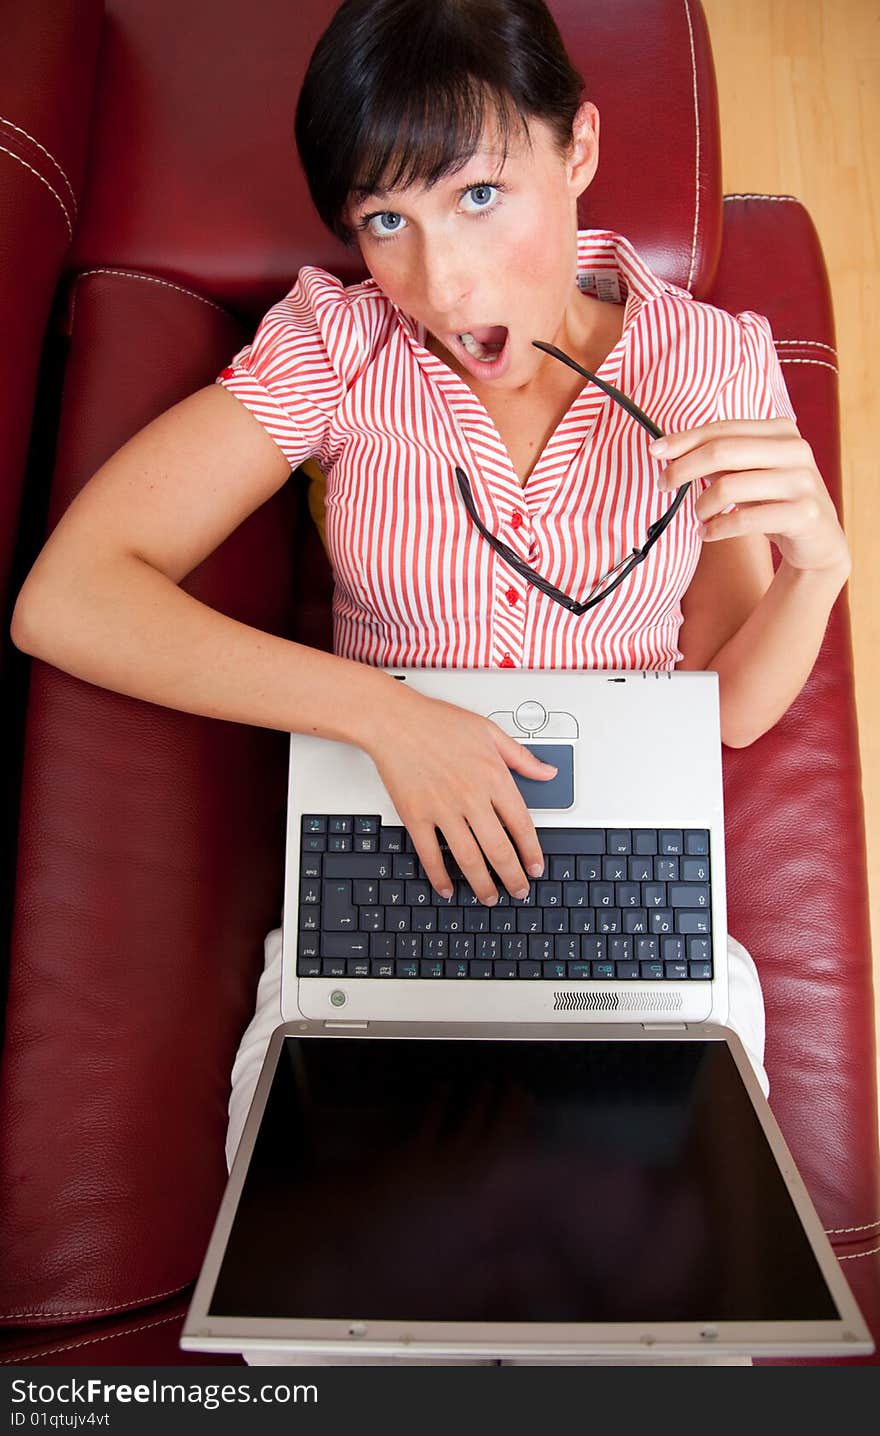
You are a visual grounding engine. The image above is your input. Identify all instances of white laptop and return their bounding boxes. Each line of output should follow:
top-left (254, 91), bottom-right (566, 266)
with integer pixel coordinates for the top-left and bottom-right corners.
top-left (181, 669), bottom-right (872, 1361)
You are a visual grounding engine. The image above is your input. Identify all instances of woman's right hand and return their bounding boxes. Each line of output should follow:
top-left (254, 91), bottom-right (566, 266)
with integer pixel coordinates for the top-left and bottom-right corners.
top-left (362, 685), bottom-right (557, 904)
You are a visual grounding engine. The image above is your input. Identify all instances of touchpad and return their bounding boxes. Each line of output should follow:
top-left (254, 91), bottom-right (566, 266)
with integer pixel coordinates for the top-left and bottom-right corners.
top-left (511, 743), bottom-right (574, 809)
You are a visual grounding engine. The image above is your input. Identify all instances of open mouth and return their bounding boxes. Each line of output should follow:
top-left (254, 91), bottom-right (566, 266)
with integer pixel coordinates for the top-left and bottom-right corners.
top-left (448, 325), bottom-right (511, 378)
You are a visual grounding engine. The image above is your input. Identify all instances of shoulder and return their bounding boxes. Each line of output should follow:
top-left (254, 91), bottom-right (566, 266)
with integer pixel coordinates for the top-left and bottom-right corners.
top-left (250, 266), bottom-right (398, 378)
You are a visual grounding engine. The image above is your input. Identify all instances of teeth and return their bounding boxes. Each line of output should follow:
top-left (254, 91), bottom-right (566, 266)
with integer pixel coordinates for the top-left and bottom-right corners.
top-left (458, 331), bottom-right (486, 359)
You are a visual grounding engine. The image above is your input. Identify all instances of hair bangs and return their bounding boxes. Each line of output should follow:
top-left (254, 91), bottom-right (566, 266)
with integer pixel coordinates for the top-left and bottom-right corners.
top-left (349, 78), bottom-right (529, 210)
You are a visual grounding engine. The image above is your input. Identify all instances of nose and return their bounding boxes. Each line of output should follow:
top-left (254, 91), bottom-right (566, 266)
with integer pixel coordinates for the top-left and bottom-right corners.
top-left (420, 235), bottom-right (472, 320)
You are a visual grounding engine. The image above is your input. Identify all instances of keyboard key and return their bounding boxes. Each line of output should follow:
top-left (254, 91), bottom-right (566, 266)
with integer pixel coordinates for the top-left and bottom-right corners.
top-left (502, 935), bottom-right (527, 962)
top-left (518, 961), bottom-right (543, 979)
top-left (682, 856), bottom-right (710, 882)
top-left (322, 958), bottom-right (347, 976)
top-left (471, 960), bottom-right (494, 978)
top-left (354, 816), bottom-right (379, 835)
top-left (536, 829), bottom-right (604, 853)
top-left (450, 935), bottom-right (475, 963)
top-left (353, 834), bottom-right (379, 852)
top-left (555, 935), bottom-right (579, 962)
top-left (438, 907), bottom-right (464, 932)
top-left (322, 934), bottom-right (370, 959)
top-left (302, 835), bottom-right (327, 854)
top-left (380, 826), bottom-right (406, 852)
top-left (689, 961), bottom-right (713, 980)
top-left (655, 857), bottom-right (679, 882)
top-left (635, 936), bottom-right (660, 963)
top-left (323, 880), bottom-right (358, 931)
top-left (493, 960), bottom-right (518, 978)
top-left (298, 933), bottom-right (320, 959)
top-left (477, 936), bottom-right (500, 963)
top-left (661, 936), bottom-right (685, 964)
top-left (581, 937), bottom-right (607, 962)
top-left (542, 961), bottom-right (568, 980)
top-left (676, 910), bottom-right (712, 934)
top-left (628, 857), bottom-right (653, 882)
top-left (411, 907), bottom-right (438, 932)
top-left (528, 936), bottom-right (554, 962)
top-left (393, 854), bottom-right (417, 879)
top-left (358, 907), bottom-right (385, 931)
top-left (300, 878), bottom-right (321, 906)
top-left (596, 909), bottom-right (621, 934)
top-left (424, 936), bottom-right (448, 961)
top-left (464, 908), bottom-right (491, 933)
top-left (659, 830), bottom-right (683, 855)
top-left (606, 830), bottom-right (632, 855)
top-left (543, 909), bottom-right (569, 934)
top-left (353, 880), bottom-right (379, 905)
top-left (570, 962), bottom-right (591, 980)
top-left (609, 936), bottom-right (633, 962)
top-left (633, 830), bottom-right (658, 855)
top-left (396, 935), bottom-right (421, 961)
top-left (328, 817), bottom-right (352, 834)
top-left (687, 937), bottom-right (712, 963)
top-left (603, 856), bottom-right (628, 883)
top-left (327, 834), bottom-right (353, 852)
top-left (302, 815), bottom-right (327, 834)
top-left (590, 881), bottom-right (614, 908)
top-left (324, 853), bottom-right (393, 880)
top-left (640, 961), bottom-right (664, 980)
top-left (550, 856), bottom-right (577, 881)
top-left (685, 830), bottom-right (710, 855)
top-left (665, 961), bottom-right (688, 980)
top-left (396, 960), bottom-right (419, 978)
top-left (570, 908), bottom-right (596, 933)
top-left (297, 956), bottom-right (322, 977)
top-left (386, 907), bottom-right (412, 932)
top-left (420, 959), bottom-right (444, 978)
top-left (649, 909), bottom-right (674, 935)
top-left (348, 958), bottom-right (371, 977)
top-left (615, 961), bottom-right (639, 980)
top-left (593, 962), bottom-right (614, 980)
top-left (370, 958), bottom-right (395, 976)
top-left (668, 883), bottom-right (709, 909)
top-left (577, 856), bottom-right (602, 881)
top-left (517, 910), bottom-right (543, 934)
top-left (622, 908), bottom-right (648, 933)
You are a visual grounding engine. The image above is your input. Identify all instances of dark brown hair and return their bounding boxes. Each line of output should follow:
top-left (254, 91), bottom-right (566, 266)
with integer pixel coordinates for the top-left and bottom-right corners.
top-left (295, 0), bottom-right (584, 244)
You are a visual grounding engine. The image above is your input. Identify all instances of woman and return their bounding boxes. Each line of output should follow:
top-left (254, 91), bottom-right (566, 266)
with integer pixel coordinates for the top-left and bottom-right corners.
top-left (11, 0), bottom-right (850, 1366)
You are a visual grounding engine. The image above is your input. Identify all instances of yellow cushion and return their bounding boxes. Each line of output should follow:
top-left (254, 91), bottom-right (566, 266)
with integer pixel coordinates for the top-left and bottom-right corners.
top-left (300, 457), bottom-right (329, 556)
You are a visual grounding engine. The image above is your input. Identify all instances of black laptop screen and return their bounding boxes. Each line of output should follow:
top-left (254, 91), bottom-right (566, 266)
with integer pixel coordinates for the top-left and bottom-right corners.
top-left (208, 1037), bottom-right (837, 1324)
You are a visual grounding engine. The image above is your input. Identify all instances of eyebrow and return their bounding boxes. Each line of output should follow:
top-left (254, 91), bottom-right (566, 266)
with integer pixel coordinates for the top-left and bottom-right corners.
top-left (350, 151), bottom-right (510, 207)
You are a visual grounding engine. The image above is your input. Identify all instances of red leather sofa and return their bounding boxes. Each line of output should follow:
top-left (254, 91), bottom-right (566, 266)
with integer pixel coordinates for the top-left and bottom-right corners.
top-left (1, 0), bottom-right (877, 1365)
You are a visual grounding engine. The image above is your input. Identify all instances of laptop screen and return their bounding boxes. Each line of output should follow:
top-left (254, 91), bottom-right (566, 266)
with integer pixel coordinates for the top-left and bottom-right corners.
top-left (208, 1036), bottom-right (837, 1325)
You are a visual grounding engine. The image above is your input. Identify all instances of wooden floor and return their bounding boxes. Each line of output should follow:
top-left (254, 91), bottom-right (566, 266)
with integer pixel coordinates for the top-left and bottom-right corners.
top-left (700, 0), bottom-right (879, 1091)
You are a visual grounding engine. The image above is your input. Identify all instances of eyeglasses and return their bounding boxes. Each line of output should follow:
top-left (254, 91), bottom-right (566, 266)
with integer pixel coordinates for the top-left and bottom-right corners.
top-left (454, 339), bottom-right (691, 615)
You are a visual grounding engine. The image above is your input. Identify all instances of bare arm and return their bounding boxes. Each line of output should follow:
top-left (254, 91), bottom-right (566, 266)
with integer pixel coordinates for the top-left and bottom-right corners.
top-left (661, 417), bottom-right (851, 748)
top-left (11, 383), bottom-right (552, 901)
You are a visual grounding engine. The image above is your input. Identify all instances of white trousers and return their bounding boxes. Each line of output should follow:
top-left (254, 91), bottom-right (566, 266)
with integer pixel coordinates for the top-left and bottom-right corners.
top-left (226, 926), bottom-right (767, 1367)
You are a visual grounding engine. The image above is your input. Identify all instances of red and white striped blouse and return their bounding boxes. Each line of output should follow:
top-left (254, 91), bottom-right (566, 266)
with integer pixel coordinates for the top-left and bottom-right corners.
top-left (216, 229), bottom-right (796, 671)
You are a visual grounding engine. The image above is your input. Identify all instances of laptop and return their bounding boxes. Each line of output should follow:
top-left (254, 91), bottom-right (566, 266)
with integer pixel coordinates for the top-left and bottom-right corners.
top-left (181, 669), bottom-right (872, 1361)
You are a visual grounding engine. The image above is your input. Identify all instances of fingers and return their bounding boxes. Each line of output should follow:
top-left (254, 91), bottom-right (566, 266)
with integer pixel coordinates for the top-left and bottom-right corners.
top-left (412, 800), bottom-right (544, 907)
top-left (655, 426), bottom-right (810, 490)
top-left (700, 498), bottom-right (821, 543)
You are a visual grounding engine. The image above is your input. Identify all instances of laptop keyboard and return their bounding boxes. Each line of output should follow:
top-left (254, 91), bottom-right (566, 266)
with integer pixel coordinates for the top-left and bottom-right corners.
top-left (296, 816), bottom-right (714, 982)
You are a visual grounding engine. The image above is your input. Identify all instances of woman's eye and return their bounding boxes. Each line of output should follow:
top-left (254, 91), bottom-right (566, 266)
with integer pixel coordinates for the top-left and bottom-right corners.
top-left (461, 184), bottom-right (499, 212)
top-left (365, 211), bottom-right (407, 238)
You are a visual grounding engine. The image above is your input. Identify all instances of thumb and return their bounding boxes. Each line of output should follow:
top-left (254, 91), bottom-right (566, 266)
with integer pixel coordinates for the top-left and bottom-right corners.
top-left (501, 736), bottom-right (558, 779)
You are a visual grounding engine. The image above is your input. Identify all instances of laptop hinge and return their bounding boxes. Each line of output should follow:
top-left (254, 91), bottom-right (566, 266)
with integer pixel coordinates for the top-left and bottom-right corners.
top-left (642, 1022), bottom-right (688, 1031)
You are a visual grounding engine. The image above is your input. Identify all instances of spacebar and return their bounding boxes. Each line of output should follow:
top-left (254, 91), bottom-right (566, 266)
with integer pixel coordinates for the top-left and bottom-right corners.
top-left (534, 829), bottom-right (605, 854)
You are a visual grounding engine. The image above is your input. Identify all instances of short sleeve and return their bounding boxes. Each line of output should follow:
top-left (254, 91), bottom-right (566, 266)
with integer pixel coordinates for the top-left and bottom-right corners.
top-left (687, 310), bottom-right (798, 505)
top-left (714, 310), bottom-right (797, 426)
top-left (215, 267), bottom-right (369, 471)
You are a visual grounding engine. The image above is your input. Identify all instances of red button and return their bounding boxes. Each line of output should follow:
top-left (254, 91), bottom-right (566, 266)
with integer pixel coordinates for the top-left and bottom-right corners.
top-left (505, 587), bottom-right (519, 605)
top-left (511, 511), bottom-right (524, 529)
top-left (219, 366), bottom-right (235, 380)
top-left (500, 655), bottom-right (516, 669)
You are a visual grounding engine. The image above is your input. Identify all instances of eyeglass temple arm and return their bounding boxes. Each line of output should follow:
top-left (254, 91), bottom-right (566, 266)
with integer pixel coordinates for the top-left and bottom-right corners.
top-left (532, 339), bottom-right (664, 441)
top-left (532, 338), bottom-right (691, 557)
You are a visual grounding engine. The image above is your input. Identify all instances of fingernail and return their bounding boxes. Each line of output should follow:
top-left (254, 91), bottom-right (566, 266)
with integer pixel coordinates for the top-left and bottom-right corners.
top-left (650, 438), bottom-right (668, 455)
top-left (543, 763), bottom-right (558, 774)
top-left (514, 888), bottom-right (530, 901)
top-left (528, 861), bottom-right (544, 877)
top-left (439, 887), bottom-right (453, 900)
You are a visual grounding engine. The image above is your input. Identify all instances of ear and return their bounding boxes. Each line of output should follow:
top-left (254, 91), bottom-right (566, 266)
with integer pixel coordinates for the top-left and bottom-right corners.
top-left (566, 100), bottom-right (600, 198)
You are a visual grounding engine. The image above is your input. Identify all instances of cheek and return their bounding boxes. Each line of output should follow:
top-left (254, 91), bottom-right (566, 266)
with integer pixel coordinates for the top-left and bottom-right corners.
top-left (503, 198), bottom-right (574, 295)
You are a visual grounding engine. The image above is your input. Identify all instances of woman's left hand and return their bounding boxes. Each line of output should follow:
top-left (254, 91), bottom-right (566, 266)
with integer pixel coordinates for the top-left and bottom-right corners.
top-left (651, 417), bottom-right (851, 576)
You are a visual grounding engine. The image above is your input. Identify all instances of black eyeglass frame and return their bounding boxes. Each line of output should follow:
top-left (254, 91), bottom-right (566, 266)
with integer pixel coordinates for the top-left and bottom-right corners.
top-left (454, 339), bottom-right (691, 615)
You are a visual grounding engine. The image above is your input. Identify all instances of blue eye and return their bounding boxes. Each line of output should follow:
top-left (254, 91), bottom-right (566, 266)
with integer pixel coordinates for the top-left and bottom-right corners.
top-left (365, 211), bottom-right (407, 239)
top-left (462, 184), bottom-right (499, 212)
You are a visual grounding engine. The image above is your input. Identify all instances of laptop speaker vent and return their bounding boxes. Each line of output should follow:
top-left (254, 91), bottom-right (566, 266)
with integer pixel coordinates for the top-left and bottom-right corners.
top-left (553, 990), bottom-right (684, 1013)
